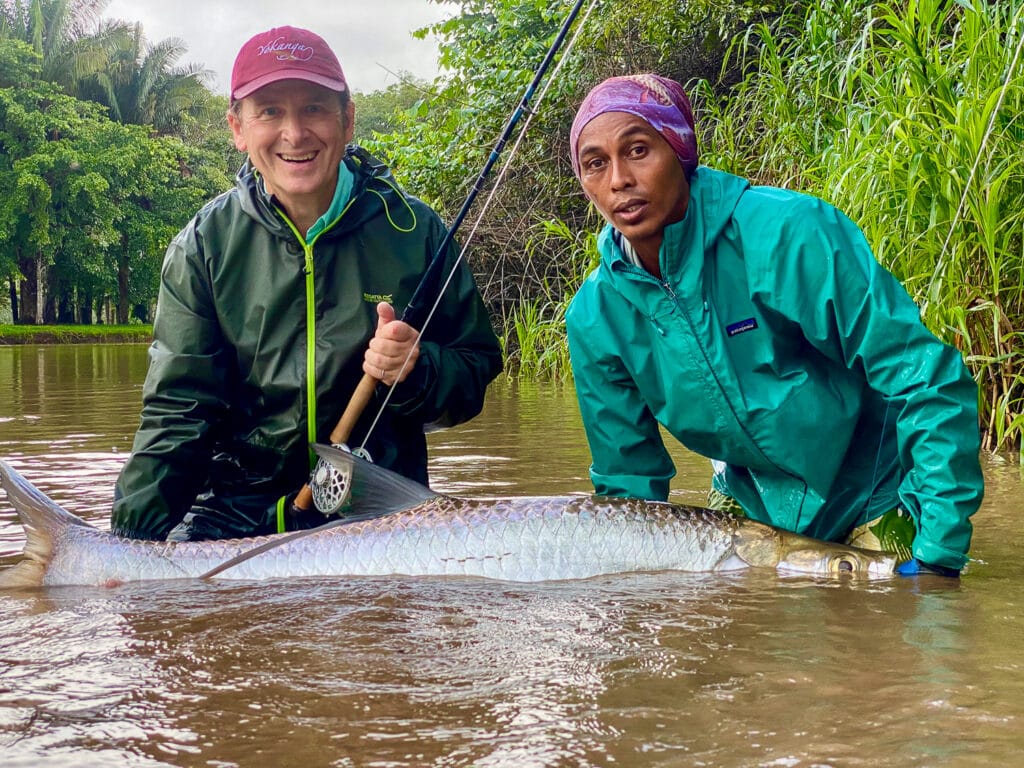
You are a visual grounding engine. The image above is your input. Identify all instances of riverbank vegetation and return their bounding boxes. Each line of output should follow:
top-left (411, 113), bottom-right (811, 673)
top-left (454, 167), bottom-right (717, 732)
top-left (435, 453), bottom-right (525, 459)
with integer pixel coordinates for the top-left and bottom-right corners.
top-left (2, 0), bottom-right (1021, 452)
top-left (0, 323), bottom-right (150, 344)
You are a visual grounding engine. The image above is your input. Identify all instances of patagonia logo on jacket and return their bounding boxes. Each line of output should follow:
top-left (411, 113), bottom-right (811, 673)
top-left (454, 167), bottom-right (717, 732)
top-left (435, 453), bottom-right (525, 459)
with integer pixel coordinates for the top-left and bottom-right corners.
top-left (726, 317), bottom-right (759, 337)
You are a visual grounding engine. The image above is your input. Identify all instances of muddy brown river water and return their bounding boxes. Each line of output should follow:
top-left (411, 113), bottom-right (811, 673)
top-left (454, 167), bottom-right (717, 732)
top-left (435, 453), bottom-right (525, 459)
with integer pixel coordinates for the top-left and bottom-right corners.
top-left (1, 344), bottom-right (1021, 767)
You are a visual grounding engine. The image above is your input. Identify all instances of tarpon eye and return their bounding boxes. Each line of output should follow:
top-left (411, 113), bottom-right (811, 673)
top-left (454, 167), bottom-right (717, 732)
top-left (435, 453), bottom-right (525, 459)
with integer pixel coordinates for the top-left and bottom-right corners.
top-left (837, 559), bottom-right (854, 572)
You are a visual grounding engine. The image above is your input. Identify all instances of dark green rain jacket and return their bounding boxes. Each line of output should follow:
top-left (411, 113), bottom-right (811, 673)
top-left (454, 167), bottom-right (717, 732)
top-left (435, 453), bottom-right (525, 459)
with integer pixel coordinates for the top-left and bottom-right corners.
top-left (566, 166), bottom-right (983, 571)
top-left (112, 147), bottom-right (502, 539)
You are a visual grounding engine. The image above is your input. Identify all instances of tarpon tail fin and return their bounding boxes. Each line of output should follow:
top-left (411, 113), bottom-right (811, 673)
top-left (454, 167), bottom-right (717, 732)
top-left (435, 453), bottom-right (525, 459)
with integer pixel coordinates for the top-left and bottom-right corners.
top-left (0, 460), bottom-right (91, 588)
top-left (312, 443), bottom-right (440, 519)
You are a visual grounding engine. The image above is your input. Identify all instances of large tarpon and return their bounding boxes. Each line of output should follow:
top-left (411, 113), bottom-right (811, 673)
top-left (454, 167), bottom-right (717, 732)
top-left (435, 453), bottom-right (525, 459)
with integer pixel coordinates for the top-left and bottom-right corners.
top-left (0, 445), bottom-right (896, 587)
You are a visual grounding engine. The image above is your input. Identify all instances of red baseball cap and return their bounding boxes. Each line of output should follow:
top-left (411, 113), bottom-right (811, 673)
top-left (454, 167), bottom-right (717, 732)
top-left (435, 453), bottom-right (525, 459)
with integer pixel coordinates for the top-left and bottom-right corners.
top-left (231, 26), bottom-right (348, 100)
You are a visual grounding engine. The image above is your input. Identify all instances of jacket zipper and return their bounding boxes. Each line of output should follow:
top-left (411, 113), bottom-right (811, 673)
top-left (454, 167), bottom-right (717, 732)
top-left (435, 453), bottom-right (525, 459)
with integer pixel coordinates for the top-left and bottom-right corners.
top-left (653, 268), bottom-right (808, 527)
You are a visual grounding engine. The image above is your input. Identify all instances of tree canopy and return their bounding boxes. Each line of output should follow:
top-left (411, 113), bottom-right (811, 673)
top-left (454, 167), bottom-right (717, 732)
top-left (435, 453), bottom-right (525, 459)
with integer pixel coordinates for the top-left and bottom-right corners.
top-left (0, 0), bottom-right (1019, 451)
top-left (0, 4), bottom-right (234, 325)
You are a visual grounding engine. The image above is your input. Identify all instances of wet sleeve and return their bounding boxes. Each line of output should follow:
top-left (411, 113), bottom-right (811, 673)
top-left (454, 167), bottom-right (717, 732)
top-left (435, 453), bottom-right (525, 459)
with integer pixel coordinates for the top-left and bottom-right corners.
top-left (111, 225), bottom-right (232, 539)
top-left (386, 215), bottom-right (503, 428)
top-left (566, 290), bottom-right (675, 500)
top-left (768, 199), bottom-right (983, 570)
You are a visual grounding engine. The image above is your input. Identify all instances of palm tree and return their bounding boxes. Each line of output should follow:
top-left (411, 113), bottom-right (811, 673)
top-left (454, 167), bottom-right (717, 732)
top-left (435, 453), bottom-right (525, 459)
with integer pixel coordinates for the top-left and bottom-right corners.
top-left (76, 20), bottom-right (218, 135)
top-left (0, 0), bottom-right (112, 89)
top-left (2, 4), bottom-right (218, 137)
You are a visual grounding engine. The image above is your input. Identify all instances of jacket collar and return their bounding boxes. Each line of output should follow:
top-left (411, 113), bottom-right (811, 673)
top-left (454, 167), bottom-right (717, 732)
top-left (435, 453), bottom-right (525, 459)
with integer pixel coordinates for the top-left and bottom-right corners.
top-left (599, 167), bottom-right (750, 277)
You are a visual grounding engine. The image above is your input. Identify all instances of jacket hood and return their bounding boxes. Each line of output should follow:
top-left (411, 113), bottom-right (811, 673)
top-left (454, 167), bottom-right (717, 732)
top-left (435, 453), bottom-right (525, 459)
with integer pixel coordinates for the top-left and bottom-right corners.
top-left (233, 145), bottom-right (407, 239)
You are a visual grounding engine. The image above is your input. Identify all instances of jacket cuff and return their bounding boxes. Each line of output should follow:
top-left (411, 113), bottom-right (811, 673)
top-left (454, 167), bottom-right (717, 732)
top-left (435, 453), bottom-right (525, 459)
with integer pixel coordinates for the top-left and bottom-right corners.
top-left (912, 536), bottom-right (969, 572)
top-left (386, 354), bottom-right (434, 412)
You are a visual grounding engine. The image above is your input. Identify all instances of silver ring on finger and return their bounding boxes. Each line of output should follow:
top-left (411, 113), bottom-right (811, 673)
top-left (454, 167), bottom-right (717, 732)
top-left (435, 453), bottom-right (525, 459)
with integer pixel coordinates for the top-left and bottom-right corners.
top-left (379, 366), bottom-right (386, 380)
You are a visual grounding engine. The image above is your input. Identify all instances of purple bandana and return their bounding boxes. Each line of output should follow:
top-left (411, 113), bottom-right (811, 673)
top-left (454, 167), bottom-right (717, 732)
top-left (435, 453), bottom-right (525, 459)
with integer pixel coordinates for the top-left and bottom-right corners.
top-left (570, 74), bottom-right (699, 179)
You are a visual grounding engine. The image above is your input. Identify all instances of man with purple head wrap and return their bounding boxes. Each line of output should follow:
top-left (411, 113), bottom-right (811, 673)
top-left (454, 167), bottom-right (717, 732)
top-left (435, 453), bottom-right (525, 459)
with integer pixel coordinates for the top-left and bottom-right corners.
top-left (564, 74), bottom-right (982, 578)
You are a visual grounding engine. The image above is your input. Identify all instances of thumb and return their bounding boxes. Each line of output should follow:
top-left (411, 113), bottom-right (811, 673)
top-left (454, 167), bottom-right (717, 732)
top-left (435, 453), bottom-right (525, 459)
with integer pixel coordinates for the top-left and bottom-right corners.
top-left (376, 301), bottom-right (396, 330)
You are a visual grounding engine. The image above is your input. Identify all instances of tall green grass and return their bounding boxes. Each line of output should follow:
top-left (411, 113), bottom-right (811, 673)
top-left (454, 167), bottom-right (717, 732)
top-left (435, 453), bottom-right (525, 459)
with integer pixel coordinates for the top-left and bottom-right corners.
top-left (505, 0), bottom-right (1023, 454)
top-left (500, 218), bottom-right (599, 381)
top-left (692, 0), bottom-right (1023, 453)
top-left (0, 324), bottom-right (152, 344)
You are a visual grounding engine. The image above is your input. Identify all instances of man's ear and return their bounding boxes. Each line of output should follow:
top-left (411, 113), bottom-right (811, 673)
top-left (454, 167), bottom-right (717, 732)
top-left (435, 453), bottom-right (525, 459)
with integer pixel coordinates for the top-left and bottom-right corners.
top-left (227, 109), bottom-right (247, 152)
top-left (343, 100), bottom-right (356, 144)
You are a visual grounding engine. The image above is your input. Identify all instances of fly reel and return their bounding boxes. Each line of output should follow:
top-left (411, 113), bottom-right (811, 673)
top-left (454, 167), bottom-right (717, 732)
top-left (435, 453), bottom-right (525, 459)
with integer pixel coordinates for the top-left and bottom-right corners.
top-left (309, 443), bottom-right (372, 516)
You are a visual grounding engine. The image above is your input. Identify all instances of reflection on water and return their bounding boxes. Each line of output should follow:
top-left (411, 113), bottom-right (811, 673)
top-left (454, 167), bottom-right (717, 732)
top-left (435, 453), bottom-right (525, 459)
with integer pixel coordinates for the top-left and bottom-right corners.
top-left (0, 344), bottom-right (1022, 767)
top-left (426, 379), bottom-right (714, 507)
top-left (0, 344), bottom-right (147, 523)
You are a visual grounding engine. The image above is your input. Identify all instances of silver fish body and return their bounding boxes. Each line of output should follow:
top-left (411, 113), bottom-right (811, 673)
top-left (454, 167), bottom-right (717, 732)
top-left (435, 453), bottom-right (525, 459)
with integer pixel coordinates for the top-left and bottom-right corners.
top-left (0, 458), bottom-right (896, 587)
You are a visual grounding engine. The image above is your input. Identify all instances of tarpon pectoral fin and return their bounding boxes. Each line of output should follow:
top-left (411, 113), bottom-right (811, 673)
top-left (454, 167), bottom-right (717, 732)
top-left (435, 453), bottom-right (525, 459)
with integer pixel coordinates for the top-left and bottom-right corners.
top-left (715, 553), bottom-right (749, 571)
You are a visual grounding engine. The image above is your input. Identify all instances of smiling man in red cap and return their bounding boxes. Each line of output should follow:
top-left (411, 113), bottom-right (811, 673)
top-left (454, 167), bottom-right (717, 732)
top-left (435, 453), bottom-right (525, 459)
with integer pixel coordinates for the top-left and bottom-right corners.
top-left (111, 26), bottom-right (501, 542)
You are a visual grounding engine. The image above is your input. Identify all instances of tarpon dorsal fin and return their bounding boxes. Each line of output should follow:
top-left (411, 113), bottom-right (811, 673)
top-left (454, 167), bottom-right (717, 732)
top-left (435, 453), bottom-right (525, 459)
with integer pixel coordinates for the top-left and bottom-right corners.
top-left (312, 443), bottom-right (440, 518)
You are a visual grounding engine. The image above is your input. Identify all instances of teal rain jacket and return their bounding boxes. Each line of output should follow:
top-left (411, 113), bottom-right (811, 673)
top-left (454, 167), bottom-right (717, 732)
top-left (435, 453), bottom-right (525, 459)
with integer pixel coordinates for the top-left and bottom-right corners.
top-left (566, 166), bottom-right (983, 570)
top-left (113, 147), bottom-right (502, 540)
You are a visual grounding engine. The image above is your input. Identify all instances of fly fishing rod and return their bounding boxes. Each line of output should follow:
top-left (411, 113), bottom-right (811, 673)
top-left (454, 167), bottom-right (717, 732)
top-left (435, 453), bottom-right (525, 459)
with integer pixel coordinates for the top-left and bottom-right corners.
top-left (289, 0), bottom-right (591, 518)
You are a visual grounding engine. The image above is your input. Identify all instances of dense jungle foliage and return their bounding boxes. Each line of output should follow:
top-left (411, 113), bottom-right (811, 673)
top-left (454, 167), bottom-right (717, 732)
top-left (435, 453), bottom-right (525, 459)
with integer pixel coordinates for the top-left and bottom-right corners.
top-left (1, 0), bottom-right (1021, 453)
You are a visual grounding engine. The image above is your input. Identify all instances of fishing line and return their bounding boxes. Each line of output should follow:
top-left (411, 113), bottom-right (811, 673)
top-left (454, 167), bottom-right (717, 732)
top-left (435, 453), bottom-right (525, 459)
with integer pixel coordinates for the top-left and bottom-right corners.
top-left (355, 0), bottom-right (598, 454)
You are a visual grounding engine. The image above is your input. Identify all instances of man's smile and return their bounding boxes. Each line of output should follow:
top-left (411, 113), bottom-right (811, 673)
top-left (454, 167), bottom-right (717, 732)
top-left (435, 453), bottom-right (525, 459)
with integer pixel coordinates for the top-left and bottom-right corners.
top-left (279, 151), bottom-right (318, 163)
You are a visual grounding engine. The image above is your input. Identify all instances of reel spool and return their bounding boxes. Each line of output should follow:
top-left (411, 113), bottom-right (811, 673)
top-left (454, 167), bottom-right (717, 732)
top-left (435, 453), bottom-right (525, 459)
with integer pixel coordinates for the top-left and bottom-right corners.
top-left (309, 443), bottom-right (372, 516)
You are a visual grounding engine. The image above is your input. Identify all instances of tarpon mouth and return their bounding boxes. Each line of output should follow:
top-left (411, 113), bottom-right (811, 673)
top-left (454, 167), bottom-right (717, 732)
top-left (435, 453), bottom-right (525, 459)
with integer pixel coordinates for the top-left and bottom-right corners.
top-left (774, 549), bottom-right (899, 579)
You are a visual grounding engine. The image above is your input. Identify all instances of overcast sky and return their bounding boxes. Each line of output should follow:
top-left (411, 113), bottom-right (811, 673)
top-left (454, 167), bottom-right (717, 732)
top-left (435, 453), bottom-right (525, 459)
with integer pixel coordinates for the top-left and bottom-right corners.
top-left (102, 0), bottom-right (453, 95)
